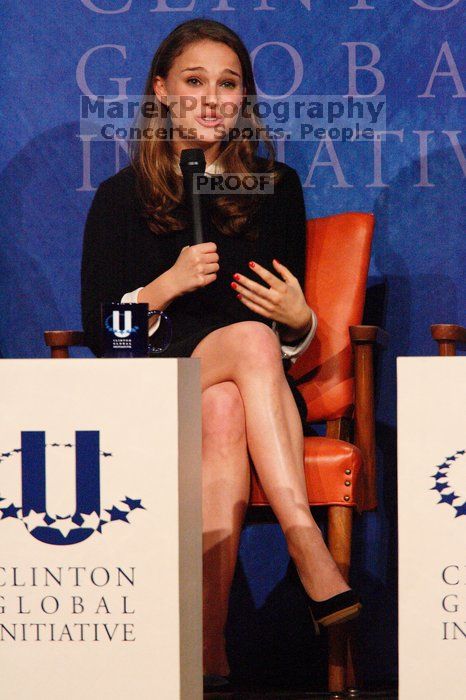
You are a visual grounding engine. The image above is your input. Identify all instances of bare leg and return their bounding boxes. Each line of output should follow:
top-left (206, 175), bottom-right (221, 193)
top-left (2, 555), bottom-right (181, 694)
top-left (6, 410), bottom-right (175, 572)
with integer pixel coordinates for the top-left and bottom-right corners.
top-left (192, 321), bottom-right (350, 601)
top-left (201, 381), bottom-right (250, 676)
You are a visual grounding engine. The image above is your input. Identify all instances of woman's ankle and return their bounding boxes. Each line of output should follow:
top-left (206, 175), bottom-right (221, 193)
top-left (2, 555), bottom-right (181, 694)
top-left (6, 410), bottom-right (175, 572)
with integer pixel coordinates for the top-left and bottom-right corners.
top-left (286, 528), bottom-right (351, 600)
top-left (293, 558), bottom-right (351, 600)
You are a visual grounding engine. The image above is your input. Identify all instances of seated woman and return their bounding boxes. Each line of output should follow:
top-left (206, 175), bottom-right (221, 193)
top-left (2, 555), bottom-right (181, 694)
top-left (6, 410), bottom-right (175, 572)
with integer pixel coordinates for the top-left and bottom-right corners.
top-left (81, 17), bottom-right (361, 689)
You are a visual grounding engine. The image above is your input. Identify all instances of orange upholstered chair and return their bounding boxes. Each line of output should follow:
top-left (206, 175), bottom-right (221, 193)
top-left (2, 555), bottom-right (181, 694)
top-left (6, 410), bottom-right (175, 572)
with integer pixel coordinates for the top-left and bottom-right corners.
top-left (247, 213), bottom-right (386, 696)
top-left (45, 212), bottom-right (386, 697)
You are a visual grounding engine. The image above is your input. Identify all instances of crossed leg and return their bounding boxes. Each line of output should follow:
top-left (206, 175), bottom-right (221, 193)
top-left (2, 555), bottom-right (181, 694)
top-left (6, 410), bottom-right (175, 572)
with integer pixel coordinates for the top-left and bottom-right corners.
top-left (201, 380), bottom-right (249, 676)
top-left (194, 321), bottom-right (350, 676)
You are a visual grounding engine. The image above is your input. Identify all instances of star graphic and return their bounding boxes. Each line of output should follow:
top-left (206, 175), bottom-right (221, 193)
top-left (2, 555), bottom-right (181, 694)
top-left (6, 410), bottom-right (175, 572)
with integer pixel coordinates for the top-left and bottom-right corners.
top-left (51, 516), bottom-right (77, 537)
top-left (0, 504), bottom-right (21, 519)
top-left (454, 502), bottom-right (466, 518)
top-left (122, 497), bottom-right (145, 511)
top-left (102, 452), bottom-right (113, 457)
top-left (438, 492), bottom-right (459, 506)
top-left (12, 448), bottom-right (21, 453)
top-left (431, 482), bottom-right (449, 493)
top-left (457, 450), bottom-right (465, 455)
top-left (22, 510), bottom-right (47, 531)
top-left (1, 452), bottom-right (11, 457)
top-left (431, 471), bottom-right (448, 480)
top-left (446, 455), bottom-right (457, 461)
top-left (437, 462), bottom-right (450, 469)
top-left (81, 512), bottom-right (100, 530)
top-left (64, 444), bottom-right (73, 448)
top-left (50, 443), bottom-right (60, 447)
top-left (105, 506), bottom-right (130, 523)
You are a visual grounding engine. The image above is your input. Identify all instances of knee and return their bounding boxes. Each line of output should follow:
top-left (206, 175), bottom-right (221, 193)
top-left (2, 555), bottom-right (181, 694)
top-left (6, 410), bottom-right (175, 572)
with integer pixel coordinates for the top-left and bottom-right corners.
top-left (202, 382), bottom-right (246, 446)
top-left (228, 321), bottom-right (282, 370)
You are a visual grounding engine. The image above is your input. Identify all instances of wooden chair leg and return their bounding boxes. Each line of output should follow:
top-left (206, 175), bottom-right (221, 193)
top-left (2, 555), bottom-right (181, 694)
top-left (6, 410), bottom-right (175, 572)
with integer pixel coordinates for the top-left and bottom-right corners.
top-left (346, 623), bottom-right (357, 688)
top-left (328, 623), bottom-right (348, 694)
top-left (327, 505), bottom-right (353, 693)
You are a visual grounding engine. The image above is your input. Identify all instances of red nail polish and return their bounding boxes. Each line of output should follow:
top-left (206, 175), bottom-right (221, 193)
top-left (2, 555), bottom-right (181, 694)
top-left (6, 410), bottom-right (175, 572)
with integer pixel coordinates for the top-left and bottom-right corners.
top-left (249, 261), bottom-right (255, 268)
top-left (237, 293), bottom-right (242, 299)
top-left (233, 273), bottom-right (240, 281)
top-left (231, 282), bottom-right (237, 289)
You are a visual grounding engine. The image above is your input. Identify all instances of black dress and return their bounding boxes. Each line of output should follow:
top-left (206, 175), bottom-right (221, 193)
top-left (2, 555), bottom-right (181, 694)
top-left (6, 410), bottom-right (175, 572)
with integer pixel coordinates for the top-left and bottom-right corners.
top-left (81, 157), bottom-right (309, 426)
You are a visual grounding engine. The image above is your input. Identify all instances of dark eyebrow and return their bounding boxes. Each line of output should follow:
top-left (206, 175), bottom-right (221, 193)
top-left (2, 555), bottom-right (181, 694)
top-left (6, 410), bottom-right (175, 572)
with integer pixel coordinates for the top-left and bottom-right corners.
top-left (181, 66), bottom-right (241, 79)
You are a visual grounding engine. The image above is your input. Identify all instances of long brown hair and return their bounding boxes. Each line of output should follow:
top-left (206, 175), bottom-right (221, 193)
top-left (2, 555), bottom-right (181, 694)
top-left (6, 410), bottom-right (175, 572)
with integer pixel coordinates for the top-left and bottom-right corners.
top-left (129, 18), bottom-right (282, 241)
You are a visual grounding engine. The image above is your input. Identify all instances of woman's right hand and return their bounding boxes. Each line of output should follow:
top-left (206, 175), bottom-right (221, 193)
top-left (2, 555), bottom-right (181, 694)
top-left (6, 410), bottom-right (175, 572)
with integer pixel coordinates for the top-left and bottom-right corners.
top-left (170, 242), bottom-right (219, 295)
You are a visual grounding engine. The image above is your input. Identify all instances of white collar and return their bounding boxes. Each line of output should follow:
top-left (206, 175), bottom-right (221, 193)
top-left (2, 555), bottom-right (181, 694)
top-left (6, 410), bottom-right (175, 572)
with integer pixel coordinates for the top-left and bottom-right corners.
top-left (205, 159), bottom-right (224, 175)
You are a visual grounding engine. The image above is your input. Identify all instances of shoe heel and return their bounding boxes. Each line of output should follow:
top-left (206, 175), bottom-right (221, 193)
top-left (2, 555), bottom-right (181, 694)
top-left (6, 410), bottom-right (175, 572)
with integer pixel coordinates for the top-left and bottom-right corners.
top-left (308, 607), bottom-right (321, 636)
top-left (308, 589), bottom-right (362, 629)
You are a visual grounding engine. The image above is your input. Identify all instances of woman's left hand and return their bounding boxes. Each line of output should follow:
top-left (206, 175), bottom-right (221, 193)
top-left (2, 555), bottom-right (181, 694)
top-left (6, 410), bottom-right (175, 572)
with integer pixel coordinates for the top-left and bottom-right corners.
top-left (231, 259), bottom-right (311, 331)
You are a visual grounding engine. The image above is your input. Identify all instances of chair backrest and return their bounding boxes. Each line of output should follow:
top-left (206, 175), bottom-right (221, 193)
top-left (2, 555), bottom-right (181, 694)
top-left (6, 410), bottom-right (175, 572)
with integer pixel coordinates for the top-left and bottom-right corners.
top-left (289, 212), bottom-right (374, 423)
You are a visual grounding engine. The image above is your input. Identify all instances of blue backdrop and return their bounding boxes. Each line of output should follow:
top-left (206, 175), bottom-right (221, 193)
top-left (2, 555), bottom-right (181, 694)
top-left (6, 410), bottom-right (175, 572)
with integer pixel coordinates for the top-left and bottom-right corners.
top-left (1, 0), bottom-right (465, 689)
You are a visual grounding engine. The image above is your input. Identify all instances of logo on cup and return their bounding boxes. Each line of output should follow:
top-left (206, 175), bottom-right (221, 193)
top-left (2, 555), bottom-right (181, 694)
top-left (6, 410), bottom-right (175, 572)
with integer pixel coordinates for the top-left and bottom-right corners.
top-left (101, 303), bottom-right (172, 357)
top-left (105, 310), bottom-right (139, 340)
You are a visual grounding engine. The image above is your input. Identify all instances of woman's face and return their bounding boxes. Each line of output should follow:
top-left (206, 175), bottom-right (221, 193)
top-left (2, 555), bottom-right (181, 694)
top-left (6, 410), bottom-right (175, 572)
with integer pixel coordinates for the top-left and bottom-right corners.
top-left (154, 40), bottom-right (246, 156)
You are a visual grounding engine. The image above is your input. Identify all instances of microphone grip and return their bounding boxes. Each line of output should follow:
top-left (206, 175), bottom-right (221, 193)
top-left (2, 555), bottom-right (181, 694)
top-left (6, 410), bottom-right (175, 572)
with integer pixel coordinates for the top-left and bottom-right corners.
top-left (191, 190), bottom-right (204, 245)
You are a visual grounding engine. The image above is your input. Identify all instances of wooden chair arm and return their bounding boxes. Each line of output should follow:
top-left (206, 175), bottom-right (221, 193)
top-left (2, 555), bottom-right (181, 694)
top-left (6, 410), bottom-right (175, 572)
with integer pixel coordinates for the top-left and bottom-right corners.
top-left (349, 324), bottom-right (389, 348)
top-left (431, 324), bottom-right (466, 356)
top-left (349, 325), bottom-right (388, 511)
top-left (44, 330), bottom-right (86, 358)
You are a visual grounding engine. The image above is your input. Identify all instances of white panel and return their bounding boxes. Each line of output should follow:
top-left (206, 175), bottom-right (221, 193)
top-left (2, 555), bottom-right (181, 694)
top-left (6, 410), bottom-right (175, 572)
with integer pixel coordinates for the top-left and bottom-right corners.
top-left (397, 357), bottom-right (466, 700)
top-left (0, 358), bottom-right (202, 700)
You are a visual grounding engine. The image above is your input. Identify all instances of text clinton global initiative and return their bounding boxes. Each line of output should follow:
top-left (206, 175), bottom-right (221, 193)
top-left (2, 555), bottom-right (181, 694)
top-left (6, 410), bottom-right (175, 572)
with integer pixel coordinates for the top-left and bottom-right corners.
top-left (0, 565), bottom-right (135, 587)
top-left (0, 566), bottom-right (137, 643)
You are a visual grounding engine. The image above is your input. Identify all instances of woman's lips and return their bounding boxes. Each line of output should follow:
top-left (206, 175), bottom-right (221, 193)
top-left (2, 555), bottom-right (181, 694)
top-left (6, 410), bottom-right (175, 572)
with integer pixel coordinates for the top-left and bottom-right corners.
top-left (195, 116), bottom-right (224, 128)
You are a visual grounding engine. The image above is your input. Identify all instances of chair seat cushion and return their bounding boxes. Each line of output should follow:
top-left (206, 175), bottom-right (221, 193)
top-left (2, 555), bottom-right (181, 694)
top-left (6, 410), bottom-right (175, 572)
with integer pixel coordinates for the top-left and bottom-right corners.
top-left (250, 437), bottom-right (362, 509)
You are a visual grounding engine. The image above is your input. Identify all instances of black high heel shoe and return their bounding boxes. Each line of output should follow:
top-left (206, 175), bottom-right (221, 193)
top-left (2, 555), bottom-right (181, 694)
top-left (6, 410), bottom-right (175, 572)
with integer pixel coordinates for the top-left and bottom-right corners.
top-left (306, 589), bottom-right (362, 634)
top-left (289, 562), bottom-right (362, 633)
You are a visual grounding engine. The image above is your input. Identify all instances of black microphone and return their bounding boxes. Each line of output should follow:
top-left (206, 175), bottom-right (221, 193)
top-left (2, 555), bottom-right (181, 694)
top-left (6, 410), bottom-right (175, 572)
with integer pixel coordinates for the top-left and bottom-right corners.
top-left (180, 148), bottom-right (206, 245)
